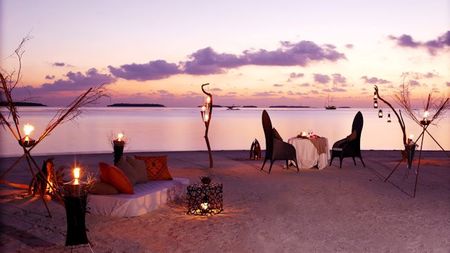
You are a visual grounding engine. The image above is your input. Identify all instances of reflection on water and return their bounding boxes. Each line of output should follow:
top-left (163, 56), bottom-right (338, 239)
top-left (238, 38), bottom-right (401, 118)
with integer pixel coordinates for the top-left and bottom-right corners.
top-left (1, 107), bottom-right (449, 157)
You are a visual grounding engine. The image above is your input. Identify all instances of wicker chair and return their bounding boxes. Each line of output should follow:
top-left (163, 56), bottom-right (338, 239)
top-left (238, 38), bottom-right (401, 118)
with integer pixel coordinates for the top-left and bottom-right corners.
top-left (261, 110), bottom-right (299, 173)
top-left (329, 111), bottom-right (365, 168)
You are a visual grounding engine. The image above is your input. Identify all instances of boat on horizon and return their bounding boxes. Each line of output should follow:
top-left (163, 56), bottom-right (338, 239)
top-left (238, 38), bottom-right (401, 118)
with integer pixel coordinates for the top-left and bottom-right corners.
top-left (325, 95), bottom-right (336, 110)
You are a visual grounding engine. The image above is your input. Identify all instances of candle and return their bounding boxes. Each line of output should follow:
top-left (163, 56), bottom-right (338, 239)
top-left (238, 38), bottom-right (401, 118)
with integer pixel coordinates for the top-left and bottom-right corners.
top-left (204, 113), bottom-right (209, 122)
top-left (206, 96), bottom-right (211, 104)
top-left (73, 167), bottom-right (81, 185)
top-left (201, 105), bottom-right (206, 112)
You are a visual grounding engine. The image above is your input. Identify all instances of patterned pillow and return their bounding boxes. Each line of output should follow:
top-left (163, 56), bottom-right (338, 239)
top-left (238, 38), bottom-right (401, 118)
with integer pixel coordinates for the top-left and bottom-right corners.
top-left (134, 155), bottom-right (173, 181)
top-left (99, 162), bottom-right (134, 194)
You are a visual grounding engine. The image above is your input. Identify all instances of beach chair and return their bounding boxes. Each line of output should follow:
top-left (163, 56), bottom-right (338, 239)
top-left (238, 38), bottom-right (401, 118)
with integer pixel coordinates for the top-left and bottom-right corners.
top-left (329, 111), bottom-right (365, 168)
top-left (261, 110), bottom-right (299, 173)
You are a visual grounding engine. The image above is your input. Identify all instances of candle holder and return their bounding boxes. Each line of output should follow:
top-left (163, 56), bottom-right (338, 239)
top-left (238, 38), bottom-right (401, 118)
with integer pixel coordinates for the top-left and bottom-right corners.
top-left (112, 133), bottom-right (126, 165)
top-left (62, 166), bottom-right (91, 248)
top-left (249, 139), bottom-right (262, 160)
top-left (187, 177), bottom-right (223, 216)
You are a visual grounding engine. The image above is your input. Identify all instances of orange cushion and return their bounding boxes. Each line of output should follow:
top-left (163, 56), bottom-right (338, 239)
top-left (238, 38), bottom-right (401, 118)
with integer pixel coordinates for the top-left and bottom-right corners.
top-left (99, 162), bottom-right (134, 194)
top-left (134, 155), bottom-right (173, 181)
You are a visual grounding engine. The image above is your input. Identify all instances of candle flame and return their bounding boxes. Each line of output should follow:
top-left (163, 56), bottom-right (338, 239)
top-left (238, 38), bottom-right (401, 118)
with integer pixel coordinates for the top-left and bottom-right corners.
top-left (73, 167), bottom-right (80, 179)
top-left (423, 111), bottom-right (429, 118)
top-left (409, 134), bottom-right (414, 140)
top-left (204, 114), bottom-right (209, 122)
top-left (117, 133), bottom-right (124, 141)
top-left (206, 96), bottom-right (211, 104)
top-left (201, 202), bottom-right (209, 210)
top-left (23, 124), bottom-right (34, 136)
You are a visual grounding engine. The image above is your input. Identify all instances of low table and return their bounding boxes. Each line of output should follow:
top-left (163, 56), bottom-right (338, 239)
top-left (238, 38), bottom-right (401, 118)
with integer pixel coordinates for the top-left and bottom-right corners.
top-left (288, 137), bottom-right (330, 170)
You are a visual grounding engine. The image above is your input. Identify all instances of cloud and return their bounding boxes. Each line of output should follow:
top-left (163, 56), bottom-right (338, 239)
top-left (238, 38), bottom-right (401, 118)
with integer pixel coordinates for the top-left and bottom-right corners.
top-left (345, 44), bottom-right (354, 49)
top-left (108, 40), bottom-right (346, 80)
top-left (332, 73), bottom-right (346, 85)
top-left (389, 31), bottom-right (450, 55)
top-left (313, 73), bottom-right (330, 84)
top-left (210, 87), bottom-right (223, 91)
top-left (273, 84), bottom-right (284, 87)
top-left (361, 76), bottom-right (390, 84)
top-left (108, 60), bottom-right (181, 81)
top-left (299, 82), bottom-right (310, 87)
top-left (45, 75), bottom-right (55, 80)
top-left (447, 82), bottom-right (450, 87)
top-left (243, 41), bottom-right (345, 66)
top-left (408, 80), bottom-right (420, 87)
top-left (289, 72), bottom-right (304, 79)
top-left (37, 68), bottom-right (116, 91)
top-left (11, 68), bottom-right (114, 105)
top-left (287, 72), bottom-right (304, 82)
top-left (183, 47), bottom-right (246, 75)
top-left (53, 62), bottom-right (66, 67)
top-left (253, 91), bottom-right (278, 97)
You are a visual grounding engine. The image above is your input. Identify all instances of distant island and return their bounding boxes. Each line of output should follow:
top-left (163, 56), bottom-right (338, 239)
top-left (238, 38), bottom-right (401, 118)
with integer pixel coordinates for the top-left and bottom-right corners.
top-left (0, 101), bottom-right (46, 107)
top-left (269, 105), bottom-right (310, 108)
top-left (242, 105), bottom-right (258, 108)
top-left (107, 103), bottom-right (165, 107)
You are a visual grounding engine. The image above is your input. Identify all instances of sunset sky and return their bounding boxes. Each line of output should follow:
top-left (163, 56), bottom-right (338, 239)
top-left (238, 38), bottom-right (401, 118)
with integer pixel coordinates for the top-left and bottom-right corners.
top-left (1, 0), bottom-right (449, 107)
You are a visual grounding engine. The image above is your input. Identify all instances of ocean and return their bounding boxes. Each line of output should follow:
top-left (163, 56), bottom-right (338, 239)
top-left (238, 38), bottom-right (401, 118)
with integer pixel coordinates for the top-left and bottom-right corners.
top-left (1, 107), bottom-right (448, 157)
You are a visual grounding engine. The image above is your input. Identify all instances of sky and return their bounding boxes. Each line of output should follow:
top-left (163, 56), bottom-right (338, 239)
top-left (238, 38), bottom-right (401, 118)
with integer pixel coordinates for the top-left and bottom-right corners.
top-left (1, 0), bottom-right (449, 107)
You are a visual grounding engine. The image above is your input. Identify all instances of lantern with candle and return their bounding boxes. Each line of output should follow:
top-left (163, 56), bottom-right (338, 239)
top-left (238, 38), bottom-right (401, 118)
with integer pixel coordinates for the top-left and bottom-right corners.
top-left (112, 132), bottom-right (126, 164)
top-left (63, 165), bottom-right (90, 247)
top-left (19, 123), bottom-right (36, 147)
top-left (187, 176), bottom-right (223, 216)
top-left (420, 111), bottom-right (430, 126)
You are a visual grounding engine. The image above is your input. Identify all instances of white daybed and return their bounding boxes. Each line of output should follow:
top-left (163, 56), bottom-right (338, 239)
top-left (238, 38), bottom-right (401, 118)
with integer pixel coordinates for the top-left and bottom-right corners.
top-left (87, 177), bottom-right (189, 217)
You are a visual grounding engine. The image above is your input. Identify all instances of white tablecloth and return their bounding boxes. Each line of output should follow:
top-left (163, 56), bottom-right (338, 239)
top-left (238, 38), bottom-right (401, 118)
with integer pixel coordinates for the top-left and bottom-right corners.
top-left (288, 137), bottom-right (330, 169)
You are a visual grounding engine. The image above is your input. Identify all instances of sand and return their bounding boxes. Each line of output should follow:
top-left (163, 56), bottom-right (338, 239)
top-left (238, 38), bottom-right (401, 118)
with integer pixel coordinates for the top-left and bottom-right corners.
top-left (0, 150), bottom-right (449, 252)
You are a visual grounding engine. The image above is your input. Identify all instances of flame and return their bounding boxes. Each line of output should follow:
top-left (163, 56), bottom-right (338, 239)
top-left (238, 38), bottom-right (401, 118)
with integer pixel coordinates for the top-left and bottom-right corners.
top-left (423, 111), bottom-right (429, 119)
top-left (23, 123), bottom-right (34, 136)
top-left (204, 114), bottom-right (209, 122)
top-left (117, 133), bottom-right (124, 141)
top-left (409, 134), bottom-right (414, 140)
top-left (200, 202), bottom-right (209, 210)
top-left (73, 167), bottom-right (80, 185)
top-left (206, 96), bottom-right (211, 104)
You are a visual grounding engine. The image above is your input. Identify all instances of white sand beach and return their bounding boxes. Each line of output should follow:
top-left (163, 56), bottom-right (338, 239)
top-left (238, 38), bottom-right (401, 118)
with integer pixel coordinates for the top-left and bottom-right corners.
top-left (1, 150), bottom-right (449, 252)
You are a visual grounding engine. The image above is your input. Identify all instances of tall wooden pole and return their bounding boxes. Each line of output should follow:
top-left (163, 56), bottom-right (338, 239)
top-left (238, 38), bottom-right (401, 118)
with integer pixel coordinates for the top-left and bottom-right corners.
top-left (200, 83), bottom-right (213, 168)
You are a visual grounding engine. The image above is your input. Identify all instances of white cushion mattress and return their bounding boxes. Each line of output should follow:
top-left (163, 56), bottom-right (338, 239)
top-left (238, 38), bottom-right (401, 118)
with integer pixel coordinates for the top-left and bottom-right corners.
top-left (87, 177), bottom-right (189, 217)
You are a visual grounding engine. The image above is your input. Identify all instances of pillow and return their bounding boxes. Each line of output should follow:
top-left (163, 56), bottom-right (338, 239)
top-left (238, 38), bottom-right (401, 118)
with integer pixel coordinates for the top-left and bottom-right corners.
top-left (116, 157), bottom-right (137, 185)
top-left (125, 156), bottom-right (149, 183)
top-left (89, 181), bottom-right (119, 195)
top-left (134, 155), bottom-right (173, 181)
top-left (272, 128), bottom-right (283, 141)
top-left (99, 162), bottom-right (134, 194)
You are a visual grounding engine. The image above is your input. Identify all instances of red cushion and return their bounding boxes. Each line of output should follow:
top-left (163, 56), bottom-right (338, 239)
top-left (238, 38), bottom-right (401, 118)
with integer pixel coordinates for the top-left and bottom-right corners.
top-left (134, 155), bottom-right (173, 181)
top-left (99, 162), bottom-right (134, 194)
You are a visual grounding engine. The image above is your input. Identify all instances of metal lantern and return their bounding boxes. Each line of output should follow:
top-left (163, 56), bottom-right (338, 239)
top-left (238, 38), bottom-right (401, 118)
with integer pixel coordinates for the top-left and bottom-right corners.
top-left (187, 177), bottom-right (223, 216)
top-left (378, 109), bottom-right (383, 118)
top-left (387, 113), bottom-right (391, 123)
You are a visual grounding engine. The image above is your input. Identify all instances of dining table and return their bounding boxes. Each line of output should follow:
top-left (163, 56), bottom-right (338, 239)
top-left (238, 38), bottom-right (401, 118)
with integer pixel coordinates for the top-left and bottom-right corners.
top-left (288, 136), bottom-right (330, 170)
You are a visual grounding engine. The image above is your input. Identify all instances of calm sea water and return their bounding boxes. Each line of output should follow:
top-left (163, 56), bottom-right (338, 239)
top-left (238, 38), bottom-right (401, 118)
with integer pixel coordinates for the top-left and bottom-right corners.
top-left (1, 107), bottom-right (449, 157)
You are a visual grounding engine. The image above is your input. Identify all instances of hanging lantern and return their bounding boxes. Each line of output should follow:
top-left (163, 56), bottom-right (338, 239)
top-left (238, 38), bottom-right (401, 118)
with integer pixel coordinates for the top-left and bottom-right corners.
top-left (20, 123), bottom-right (36, 147)
top-left (378, 109), bottom-right (383, 118)
top-left (387, 113), bottom-right (391, 123)
top-left (373, 99), bottom-right (378, 108)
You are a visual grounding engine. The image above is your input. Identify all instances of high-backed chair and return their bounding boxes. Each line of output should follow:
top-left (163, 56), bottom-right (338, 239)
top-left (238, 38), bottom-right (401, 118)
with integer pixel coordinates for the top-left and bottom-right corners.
top-left (330, 111), bottom-right (365, 168)
top-left (261, 110), bottom-right (299, 173)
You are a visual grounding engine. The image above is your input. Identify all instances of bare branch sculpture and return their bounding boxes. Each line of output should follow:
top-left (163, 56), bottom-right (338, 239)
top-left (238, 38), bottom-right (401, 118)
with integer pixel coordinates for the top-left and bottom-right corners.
top-left (200, 83), bottom-right (213, 168)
